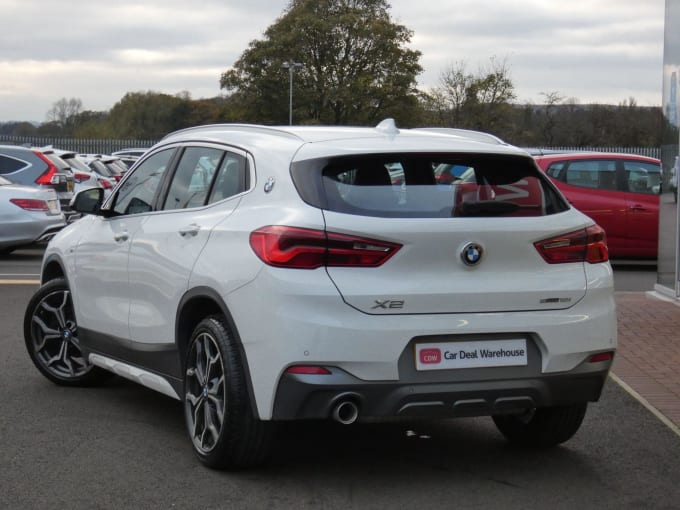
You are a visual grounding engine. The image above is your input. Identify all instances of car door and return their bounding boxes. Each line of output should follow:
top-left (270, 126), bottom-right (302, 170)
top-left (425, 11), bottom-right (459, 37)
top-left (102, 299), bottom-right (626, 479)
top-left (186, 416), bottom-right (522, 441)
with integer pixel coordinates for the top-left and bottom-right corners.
top-left (621, 159), bottom-right (660, 258)
top-left (74, 149), bottom-right (175, 345)
top-left (126, 146), bottom-right (247, 370)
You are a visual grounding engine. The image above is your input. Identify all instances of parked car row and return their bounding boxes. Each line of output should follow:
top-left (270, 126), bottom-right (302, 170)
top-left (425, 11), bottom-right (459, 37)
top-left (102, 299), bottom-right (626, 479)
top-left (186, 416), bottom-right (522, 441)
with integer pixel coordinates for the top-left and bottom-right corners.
top-left (0, 144), bottom-right (141, 255)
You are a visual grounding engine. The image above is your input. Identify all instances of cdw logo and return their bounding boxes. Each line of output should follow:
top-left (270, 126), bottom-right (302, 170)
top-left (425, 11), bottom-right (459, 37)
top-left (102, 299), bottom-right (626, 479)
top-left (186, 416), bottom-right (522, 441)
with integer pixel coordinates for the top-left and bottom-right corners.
top-left (419, 348), bottom-right (441, 364)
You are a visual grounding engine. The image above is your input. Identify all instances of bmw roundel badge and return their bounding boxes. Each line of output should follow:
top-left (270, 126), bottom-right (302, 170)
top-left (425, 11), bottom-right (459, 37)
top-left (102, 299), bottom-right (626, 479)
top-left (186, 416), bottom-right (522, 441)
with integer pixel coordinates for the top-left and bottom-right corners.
top-left (461, 243), bottom-right (483, 266)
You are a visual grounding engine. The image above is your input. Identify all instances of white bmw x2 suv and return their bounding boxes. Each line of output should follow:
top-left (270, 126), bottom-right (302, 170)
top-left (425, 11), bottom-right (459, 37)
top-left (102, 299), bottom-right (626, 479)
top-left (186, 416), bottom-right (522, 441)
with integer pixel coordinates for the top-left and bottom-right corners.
top-left (24, 120), bottom-right (617, 469)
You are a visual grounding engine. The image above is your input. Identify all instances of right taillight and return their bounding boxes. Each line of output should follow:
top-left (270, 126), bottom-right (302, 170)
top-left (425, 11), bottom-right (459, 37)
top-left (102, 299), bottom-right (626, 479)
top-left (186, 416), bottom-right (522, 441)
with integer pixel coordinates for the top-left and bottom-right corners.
top-left (534, 225), bottom-right (608, 264)
top-left (100, 178), bottom-right (112, 189)
top-left (33, 151), bottom-right (60, 185)
top-left (249, 225), bottom-right (401, 269)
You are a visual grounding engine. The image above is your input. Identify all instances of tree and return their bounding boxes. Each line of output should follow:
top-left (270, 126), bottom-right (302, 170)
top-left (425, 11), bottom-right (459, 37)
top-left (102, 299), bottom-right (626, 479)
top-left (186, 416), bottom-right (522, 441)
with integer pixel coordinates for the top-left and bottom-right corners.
top-left (427, 61), bottom-right (475, 126)
top-left (220, 0), bottom-right (423, 126)
top-left (46, 97), bottom-right (83, 135)
top-left (107, 91), bottom-right (192, 139)
top-left (539, 91), bottom-right (565, 145)
top-left (425, 57), bottom-right (516, 134)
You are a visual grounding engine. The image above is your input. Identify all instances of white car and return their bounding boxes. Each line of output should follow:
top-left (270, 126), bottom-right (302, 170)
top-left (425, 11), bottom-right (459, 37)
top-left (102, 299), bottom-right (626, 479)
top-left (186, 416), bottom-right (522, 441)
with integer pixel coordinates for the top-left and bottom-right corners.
top-left (24, 120), bottom-right (617, 469)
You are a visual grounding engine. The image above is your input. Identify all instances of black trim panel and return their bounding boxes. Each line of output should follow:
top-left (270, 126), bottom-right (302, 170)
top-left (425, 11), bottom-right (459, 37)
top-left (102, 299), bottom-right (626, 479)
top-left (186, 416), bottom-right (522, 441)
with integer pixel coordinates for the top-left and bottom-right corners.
top-left (272, 363), bottom-right (611, 421)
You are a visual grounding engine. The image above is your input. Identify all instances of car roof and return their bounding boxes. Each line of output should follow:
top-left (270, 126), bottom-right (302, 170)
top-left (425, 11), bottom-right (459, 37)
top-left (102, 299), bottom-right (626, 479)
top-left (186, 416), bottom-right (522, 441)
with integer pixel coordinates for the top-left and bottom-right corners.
top-left (160, 119), bottom-right (528, 159)
top-left (534, 151), bottom-right (660, 164)
top-left (0, 144), bottom-right (33, 152)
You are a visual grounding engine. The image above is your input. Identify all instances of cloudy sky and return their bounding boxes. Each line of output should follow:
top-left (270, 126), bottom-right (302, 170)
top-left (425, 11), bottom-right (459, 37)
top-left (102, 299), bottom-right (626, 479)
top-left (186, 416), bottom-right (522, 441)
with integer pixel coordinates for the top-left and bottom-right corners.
top-left (0, 0), bottom-right (665, 123)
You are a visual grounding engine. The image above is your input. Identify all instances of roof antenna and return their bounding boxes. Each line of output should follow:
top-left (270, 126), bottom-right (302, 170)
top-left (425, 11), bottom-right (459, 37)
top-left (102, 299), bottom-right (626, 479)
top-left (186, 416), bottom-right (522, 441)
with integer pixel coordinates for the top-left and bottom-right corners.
top-left (375, 118), bottom-right (399, 136)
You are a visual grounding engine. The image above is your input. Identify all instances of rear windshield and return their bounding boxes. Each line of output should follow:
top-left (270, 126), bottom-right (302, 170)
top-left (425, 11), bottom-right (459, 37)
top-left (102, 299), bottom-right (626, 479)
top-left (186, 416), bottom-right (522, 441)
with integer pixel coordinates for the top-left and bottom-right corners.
top-left (43, 153), bottom-right (71, 172)
top-left (291, 153), bottom-right (568, 218)
top-left (63, 156), bottom-right (91, 173)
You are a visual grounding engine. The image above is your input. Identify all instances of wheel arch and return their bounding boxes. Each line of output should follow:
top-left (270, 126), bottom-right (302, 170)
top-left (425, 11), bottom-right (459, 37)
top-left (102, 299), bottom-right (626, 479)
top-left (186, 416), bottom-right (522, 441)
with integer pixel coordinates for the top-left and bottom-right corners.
top-left (41, 254), bottom-right (67, 285)
top-left (175, 286), bottom-right (261, 419)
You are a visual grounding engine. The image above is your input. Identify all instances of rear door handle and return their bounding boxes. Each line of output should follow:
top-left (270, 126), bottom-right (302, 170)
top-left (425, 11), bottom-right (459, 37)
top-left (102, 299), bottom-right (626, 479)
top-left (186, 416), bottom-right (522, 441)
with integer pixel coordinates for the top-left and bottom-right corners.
top-left (629, 204), bottom-right (646, 212)
top-left (179, 224), bottom-right (200, 237)
top-left (113, 231), bottom-right (129, 242)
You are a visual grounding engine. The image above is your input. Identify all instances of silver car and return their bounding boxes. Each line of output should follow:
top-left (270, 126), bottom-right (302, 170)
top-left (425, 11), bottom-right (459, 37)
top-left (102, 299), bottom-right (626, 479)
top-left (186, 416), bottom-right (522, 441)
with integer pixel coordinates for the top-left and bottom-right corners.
top-left (0, 175), bottom-right (66, 255)
top-left (0, 145), bottom-right (76, 221)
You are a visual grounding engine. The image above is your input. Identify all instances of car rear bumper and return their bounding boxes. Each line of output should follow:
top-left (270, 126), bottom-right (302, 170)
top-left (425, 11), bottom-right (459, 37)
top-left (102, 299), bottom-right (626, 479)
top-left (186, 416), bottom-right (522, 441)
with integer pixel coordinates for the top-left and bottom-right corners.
top-left (272, 360), bottom-right (612, 421)
top-left (0, 215), bottom-right (66, 249)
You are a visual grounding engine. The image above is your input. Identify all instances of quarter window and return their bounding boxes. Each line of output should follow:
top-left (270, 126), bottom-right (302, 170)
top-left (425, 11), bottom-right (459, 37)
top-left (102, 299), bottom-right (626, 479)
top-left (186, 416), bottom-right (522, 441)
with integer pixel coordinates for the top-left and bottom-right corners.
top-left (546, 162), bottom-right (565, 179)
top-left (207, 153), bottom-right (248, 204)
top-left (623, 161), bottom-right (661, 195)
top-left (0, 155), bottom-right (28, 174)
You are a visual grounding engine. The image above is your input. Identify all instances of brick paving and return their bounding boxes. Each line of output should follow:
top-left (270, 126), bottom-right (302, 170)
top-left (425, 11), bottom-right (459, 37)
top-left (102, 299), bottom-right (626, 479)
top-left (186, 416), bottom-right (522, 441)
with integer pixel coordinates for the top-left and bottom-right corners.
top-left (613, 291), bottom-right (680, 430)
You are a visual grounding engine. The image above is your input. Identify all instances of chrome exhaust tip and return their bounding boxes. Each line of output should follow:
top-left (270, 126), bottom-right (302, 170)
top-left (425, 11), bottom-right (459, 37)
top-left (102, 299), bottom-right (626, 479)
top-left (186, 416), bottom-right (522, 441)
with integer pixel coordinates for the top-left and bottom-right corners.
top-left (331, 399), bottom-right (359, 425)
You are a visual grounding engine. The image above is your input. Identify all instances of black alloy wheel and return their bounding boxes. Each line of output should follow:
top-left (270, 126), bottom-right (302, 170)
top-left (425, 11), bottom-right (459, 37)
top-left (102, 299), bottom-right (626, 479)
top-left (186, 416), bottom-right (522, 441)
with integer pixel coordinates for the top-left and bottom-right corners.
top-left (184, 315), bottom-right (273, 469)
top-left (24, 278), bottom-right (109, 385)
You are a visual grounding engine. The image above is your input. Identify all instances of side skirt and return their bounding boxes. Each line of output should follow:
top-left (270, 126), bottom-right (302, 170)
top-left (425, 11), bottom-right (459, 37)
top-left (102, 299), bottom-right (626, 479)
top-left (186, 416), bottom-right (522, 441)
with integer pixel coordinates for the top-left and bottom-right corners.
top-left (90, 353), bottom-right (181, 400)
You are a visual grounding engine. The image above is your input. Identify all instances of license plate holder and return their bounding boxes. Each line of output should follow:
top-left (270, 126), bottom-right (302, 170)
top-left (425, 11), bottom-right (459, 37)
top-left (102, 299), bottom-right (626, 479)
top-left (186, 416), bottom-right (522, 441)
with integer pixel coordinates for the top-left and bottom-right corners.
top-left (415, 339), bottom-right (527, 371)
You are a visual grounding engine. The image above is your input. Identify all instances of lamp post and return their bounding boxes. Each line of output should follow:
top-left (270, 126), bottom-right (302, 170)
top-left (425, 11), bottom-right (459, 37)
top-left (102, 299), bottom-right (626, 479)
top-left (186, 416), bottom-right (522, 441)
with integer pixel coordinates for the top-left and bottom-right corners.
top-left (281, 61), bottom-right (304, 125)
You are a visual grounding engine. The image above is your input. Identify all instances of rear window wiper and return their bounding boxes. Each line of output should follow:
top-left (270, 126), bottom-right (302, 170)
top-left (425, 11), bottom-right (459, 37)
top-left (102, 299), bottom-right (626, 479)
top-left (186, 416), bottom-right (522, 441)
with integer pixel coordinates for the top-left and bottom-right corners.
top-left (457, 200), bottom-right (519, 217)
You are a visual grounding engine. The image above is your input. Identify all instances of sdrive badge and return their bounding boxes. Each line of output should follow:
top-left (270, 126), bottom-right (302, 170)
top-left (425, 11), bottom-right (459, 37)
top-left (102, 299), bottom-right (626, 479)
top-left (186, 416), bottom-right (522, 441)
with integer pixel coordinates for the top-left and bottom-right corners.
top-left (461, 243), bottom-right (483, 266)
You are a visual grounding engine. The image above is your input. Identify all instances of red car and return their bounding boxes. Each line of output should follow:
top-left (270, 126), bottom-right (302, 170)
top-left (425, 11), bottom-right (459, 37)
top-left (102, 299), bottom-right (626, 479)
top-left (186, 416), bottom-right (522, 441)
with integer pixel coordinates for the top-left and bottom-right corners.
top-left (534, 152), bottom-right (660, 259)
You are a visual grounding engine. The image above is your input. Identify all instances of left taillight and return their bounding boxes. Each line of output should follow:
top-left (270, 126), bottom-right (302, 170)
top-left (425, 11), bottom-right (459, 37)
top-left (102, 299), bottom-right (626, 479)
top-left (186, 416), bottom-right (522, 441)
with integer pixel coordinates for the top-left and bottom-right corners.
top-left (10, 198), bottom-right (49, 211)
top-left (534, 225), bottom-right (609, 264)
top-left (249, 225), bottom-right (401, 269)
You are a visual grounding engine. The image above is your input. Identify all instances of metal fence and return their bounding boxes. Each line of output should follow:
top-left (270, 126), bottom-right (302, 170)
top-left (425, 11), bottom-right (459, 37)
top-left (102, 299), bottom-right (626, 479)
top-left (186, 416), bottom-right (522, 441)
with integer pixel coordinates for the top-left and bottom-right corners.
top-left (538, 146), bottom-right (660, 159)
top-left (0, 135), bottom-right (157, 155)
top-left (0, 134), bottom-right (662, 160)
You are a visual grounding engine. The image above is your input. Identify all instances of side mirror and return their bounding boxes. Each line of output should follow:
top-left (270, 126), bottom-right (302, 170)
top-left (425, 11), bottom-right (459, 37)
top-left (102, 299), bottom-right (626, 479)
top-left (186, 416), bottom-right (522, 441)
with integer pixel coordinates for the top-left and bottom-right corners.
top-left (71, 187), bottom-right (105, 215)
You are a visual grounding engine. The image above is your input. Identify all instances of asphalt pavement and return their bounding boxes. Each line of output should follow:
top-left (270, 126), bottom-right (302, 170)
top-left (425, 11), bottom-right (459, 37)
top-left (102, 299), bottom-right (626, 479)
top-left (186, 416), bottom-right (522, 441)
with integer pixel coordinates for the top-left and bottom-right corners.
top-left (1, 249), bottom-right (679, 509)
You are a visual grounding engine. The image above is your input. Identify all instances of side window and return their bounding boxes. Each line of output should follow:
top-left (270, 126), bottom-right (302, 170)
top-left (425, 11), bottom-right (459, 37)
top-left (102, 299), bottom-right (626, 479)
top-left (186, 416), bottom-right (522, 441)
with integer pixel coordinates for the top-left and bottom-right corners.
top-left (565, 160), bottom-right (617, 190)
top-left (207, 153), bottom-right (248, 204)
top-left (0, 154), bottom-right (28, 174)
top-left (163, 147), bottom-right (224, 210)
top-left (113, 149), bottom-right (174, 216)
top-left (624, 161), bottom-right (661, 195)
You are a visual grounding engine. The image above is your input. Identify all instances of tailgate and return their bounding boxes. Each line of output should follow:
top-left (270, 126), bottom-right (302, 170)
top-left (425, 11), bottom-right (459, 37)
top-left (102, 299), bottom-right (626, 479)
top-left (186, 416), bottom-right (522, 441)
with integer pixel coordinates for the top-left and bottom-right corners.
top-left (323, 212), bottom-right (588, 314)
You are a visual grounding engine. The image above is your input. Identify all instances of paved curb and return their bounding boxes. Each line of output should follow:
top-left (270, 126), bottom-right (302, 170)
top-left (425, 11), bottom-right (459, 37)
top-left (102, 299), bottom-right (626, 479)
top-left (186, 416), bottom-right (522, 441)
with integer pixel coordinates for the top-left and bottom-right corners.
top-left (613, 291), bottom-right (680, 433)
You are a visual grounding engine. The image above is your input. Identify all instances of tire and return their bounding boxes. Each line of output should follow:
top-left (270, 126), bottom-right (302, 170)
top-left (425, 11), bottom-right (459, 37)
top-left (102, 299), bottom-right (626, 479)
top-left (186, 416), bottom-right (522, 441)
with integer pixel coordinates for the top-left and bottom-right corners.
top-left (23, 278), bottom-right (110, 386)
top-left (183, 315), bottom-right (273, 469)
top-left (492, 403), bottom-right (588, 448)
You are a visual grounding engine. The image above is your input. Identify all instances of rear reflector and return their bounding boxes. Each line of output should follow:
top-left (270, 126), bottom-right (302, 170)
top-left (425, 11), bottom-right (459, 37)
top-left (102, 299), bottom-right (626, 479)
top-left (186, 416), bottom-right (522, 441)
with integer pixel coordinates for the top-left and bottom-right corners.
top-left (249, 225), bottom-right (401, 269)
top-left (534, 225), bottom-right (609, 264)
top-left (588, 352), bottom-right (614, 363)
top-left (285, 366), bottom-right (332, 375)
top-left (10, 198), bottom-right (49, 211)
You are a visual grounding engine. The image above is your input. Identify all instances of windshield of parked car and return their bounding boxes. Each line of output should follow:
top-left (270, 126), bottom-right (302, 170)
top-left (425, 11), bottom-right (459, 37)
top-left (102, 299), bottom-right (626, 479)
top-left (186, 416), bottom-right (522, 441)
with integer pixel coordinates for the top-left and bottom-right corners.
top-left (292, 153), bottom-right (568, 218)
